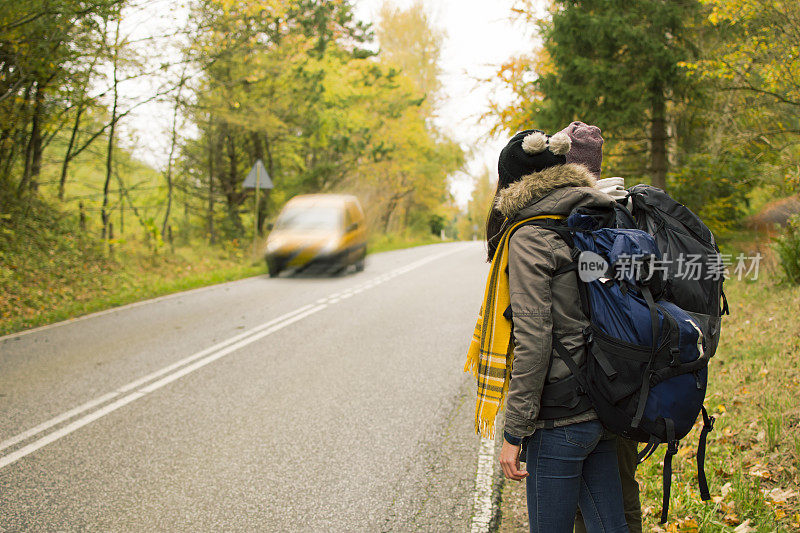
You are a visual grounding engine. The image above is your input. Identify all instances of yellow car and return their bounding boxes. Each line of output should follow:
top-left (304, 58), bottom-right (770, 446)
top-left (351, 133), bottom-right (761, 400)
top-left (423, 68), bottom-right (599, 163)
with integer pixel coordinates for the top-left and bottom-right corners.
top-left (264, 194), bottom-right (367, 277)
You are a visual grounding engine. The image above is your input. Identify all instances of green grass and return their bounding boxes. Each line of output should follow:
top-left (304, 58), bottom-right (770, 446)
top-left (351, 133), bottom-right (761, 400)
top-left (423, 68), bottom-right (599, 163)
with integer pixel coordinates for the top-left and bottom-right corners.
top-left (367, 231), bottom-right (451, 255)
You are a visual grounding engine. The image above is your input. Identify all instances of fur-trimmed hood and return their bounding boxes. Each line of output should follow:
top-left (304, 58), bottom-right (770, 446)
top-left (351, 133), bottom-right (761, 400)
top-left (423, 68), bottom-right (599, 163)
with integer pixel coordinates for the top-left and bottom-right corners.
top-left (495, 163), bottom-right (614, 220)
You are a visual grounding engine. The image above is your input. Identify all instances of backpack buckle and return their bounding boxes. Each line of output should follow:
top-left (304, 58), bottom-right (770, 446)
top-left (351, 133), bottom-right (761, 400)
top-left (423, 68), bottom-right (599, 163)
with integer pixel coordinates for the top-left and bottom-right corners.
top-left (670, 347), bottom-right (681, 367)
top-left (666, 440), bottom-right (679, 454)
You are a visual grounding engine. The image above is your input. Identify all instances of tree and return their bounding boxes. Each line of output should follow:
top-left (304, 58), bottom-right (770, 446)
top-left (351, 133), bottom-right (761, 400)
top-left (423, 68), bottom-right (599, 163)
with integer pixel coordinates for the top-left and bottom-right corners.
top-left (376, 1), bottom-right (444, 111)
top-left (495, 0), bottom-right (703, 189)
top-left (0, 0), bottom-right (127, 200)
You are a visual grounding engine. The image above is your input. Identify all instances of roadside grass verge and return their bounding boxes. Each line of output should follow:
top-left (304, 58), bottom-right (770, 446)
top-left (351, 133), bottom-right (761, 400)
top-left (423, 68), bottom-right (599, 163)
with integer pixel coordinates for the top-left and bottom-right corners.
top-left (0, 208), bottom-right (452, 337)
top-left (0, 237), bottom-right (263, 337)
top-left (497, 274), bottom-right (800, 532)
top-left (367, 231), bottom-right (450, 255)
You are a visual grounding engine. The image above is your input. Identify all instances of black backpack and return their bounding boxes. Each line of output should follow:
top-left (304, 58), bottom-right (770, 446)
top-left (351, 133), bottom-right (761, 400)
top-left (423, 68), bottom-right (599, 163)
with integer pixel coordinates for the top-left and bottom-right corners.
top-left (626, 184), bottom-right (728, 357)
top-left (621, 185), bottom-right (729, 521)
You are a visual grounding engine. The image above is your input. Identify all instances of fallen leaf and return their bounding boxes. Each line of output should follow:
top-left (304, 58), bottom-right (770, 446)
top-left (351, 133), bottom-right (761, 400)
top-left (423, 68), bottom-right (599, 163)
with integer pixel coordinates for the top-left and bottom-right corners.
top-left (723, 513), bottom-right (741, 525)
top-left (721, 482), bottom-right (733, 497)
top-left (763, 487), bottom-right (798, 503)
top-left (733, 519), bottom-right (755, 532)
top-left (748, 463), bottom-right (772, 480)
top-left (756, 429), bottom-right (766, 442)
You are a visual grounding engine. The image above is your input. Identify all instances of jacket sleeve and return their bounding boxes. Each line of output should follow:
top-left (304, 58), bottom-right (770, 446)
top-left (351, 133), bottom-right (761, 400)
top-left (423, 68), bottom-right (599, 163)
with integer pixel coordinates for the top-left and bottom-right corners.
top-left (504, 225), bottom-right (556, 439)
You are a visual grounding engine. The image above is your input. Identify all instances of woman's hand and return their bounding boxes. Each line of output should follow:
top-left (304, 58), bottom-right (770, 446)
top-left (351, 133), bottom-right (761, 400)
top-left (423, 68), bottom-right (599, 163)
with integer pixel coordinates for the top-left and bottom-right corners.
top-left (499, 439), bottom-right (529, 481)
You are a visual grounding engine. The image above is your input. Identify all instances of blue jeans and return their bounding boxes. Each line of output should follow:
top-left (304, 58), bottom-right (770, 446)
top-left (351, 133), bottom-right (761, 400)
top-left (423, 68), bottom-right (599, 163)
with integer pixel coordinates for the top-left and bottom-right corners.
top-left (525, 420), bottom-right (628, 533)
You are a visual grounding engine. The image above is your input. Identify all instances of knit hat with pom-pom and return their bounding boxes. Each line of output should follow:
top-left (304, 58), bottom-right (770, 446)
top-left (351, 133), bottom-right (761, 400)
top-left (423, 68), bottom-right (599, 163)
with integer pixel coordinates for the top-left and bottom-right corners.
top-left (497, 129), bottom-right (572, 187)
top-left (558, 121), bottom-right (603, 178)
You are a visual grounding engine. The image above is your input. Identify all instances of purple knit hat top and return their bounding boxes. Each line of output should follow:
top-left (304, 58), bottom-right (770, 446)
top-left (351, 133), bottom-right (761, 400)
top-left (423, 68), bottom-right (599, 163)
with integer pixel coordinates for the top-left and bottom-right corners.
top-left (558, 121), bottom-right (604, 178)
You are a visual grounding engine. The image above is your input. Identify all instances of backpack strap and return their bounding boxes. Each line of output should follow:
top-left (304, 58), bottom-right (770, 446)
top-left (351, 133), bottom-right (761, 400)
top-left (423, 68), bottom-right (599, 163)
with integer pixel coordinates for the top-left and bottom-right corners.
top-left (697, 406), bottom-right (715, 501)
top-left (660, 419), bottom-right (678, 524)
top-left (721, 290), bottom-right (730, 316)
top-left (637, 435), bottom-right (661, 463)
top-left (550, 330), bottom-right (588, 392)
top-left (502, 214), bottom-right (575, 322)
top-left (631, 284), bottom-right (660, 429)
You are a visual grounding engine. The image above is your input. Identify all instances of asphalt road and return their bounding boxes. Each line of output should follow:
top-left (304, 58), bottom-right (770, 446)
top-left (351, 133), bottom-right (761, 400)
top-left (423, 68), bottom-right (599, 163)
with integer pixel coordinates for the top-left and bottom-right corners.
top-left (0, 242), bottom-right (493, 532)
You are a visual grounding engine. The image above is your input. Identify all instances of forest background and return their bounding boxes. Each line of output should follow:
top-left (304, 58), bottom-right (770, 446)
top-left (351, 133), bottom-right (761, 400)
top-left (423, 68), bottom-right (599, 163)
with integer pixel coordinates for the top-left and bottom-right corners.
top-left (2, 0), bottom-right (799, 333)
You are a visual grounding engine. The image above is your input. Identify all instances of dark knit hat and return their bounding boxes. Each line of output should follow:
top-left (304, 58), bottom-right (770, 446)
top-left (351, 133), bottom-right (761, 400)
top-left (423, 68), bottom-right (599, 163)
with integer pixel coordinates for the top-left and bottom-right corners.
top-left (558, 121), bottom-right (603, 178)
top-left (497, 129), bottom-right (572, 187)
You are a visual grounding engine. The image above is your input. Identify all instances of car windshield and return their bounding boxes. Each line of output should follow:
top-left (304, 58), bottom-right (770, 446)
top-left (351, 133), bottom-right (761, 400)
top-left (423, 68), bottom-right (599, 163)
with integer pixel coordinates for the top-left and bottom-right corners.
top-left (275, 206), bottom-right (342, 231)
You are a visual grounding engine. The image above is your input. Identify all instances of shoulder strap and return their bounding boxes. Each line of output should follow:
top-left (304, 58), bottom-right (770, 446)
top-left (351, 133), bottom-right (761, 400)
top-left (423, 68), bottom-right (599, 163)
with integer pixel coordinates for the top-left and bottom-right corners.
top-left (502, 214), bottom-right (573, 321)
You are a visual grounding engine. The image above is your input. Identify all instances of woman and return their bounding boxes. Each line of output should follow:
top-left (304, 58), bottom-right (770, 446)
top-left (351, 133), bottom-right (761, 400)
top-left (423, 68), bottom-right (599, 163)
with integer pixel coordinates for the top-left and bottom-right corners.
top-left (466, 128), bottom-right (628, 532)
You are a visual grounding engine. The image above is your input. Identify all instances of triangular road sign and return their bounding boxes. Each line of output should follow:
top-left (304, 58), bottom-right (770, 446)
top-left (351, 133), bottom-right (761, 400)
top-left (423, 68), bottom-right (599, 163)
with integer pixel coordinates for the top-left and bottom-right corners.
top-left (242, 159), bottom-right (273, 189)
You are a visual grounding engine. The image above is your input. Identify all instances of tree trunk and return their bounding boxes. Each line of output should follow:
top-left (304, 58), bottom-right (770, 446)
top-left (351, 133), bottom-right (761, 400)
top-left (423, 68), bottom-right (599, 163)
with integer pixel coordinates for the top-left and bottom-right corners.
top-left (28, 83), bottom-right (45, 192)
top-left (224, 128), bottom-right (243, 235)
top-left (59, 105), bottom-right (83, 200)
top-left (650, 83), bottom-right (668, 191)
top-left (18, 82), bottom-right (41, 195)
top-left (161, 72), bottom-right (187, 237)
top-left (207, 128), bottom-right (216, 244)
top-left (102, 23), bottom-right (120, 241)
top-left (161, 99), bottom-right (179, 236)
top-left (382, 196), bottom-right (399, 233)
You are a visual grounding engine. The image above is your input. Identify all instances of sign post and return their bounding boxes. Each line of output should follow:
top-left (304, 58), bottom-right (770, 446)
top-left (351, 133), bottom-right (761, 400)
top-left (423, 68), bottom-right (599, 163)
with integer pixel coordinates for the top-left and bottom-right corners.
top-left (254, 163), bottom-right (260, 254)
top-left (242, 159), bottom-right (273, 256)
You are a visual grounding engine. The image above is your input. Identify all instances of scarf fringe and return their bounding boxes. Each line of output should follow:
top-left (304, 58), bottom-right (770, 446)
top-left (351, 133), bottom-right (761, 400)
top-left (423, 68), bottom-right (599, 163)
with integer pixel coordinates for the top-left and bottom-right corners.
top-left (475, 416), bottom-right (497, 440)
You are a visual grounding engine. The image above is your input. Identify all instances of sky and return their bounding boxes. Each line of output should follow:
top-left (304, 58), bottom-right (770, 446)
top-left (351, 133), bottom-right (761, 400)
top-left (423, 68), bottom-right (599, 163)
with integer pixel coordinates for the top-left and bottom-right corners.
top-left (121, 0), bottom-right (538, 208)
top-left (354, 0), bottom-right (537, 206)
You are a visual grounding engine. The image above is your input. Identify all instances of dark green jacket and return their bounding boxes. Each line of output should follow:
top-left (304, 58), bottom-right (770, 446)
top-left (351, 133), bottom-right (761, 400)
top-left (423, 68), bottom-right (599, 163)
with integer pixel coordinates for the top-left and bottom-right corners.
top-left (495, 163), bottom-right (616, 439)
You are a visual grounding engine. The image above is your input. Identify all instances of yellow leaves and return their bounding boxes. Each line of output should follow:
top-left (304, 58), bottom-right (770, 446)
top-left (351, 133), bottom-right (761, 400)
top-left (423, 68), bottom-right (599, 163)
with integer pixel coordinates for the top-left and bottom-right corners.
top-left (675, 517), bottom-right (698, 531)
top-left (748, 463), bottom-right (772, 480)
top-left (723, 513), bottom-right (741, 526)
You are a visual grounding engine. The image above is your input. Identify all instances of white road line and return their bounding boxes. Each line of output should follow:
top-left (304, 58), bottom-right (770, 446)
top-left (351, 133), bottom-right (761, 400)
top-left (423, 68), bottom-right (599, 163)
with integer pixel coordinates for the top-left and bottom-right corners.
top-left (0, 303), bottom-right (317, 455)
top-left (0, 244), bottom-right (471, 470)
top-left (0, 393), bottom-right (146, 470)
top-left (0, 391), bottom-right (120, 452)
top-left (138, 305), bottom-right (326, 394)
top-left (470, 437), bottom-right (496, 533)
top-left (0, 307), bottom-right (328, 471)
top-left (116, 304), bottom-right (316, 394)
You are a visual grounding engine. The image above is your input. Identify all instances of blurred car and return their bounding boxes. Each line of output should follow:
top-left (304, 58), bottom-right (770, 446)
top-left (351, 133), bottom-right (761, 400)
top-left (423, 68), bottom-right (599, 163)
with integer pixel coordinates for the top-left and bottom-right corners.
top-left (264, 194), bottom-right (367, 277)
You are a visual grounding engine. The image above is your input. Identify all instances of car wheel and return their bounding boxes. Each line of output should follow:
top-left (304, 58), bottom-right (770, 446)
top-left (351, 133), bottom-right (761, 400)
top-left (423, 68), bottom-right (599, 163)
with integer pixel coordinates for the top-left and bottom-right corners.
top-left (355, 249), bottom-right (366, 272)
top-left (266, 259), bottom-right (280, 278)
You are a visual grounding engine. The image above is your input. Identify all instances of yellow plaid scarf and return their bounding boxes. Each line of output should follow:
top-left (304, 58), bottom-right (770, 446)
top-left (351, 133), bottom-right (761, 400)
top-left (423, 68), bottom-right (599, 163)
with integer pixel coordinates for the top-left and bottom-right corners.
top-left (464, 215), bottom-right (565, 438)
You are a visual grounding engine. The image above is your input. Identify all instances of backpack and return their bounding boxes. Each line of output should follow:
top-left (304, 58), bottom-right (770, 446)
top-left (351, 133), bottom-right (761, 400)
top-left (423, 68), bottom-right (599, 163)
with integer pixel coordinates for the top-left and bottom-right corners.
top-left (510, 204), bottom-right (717, 524)
top-left (625, 184), bottom-right (728, 357)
